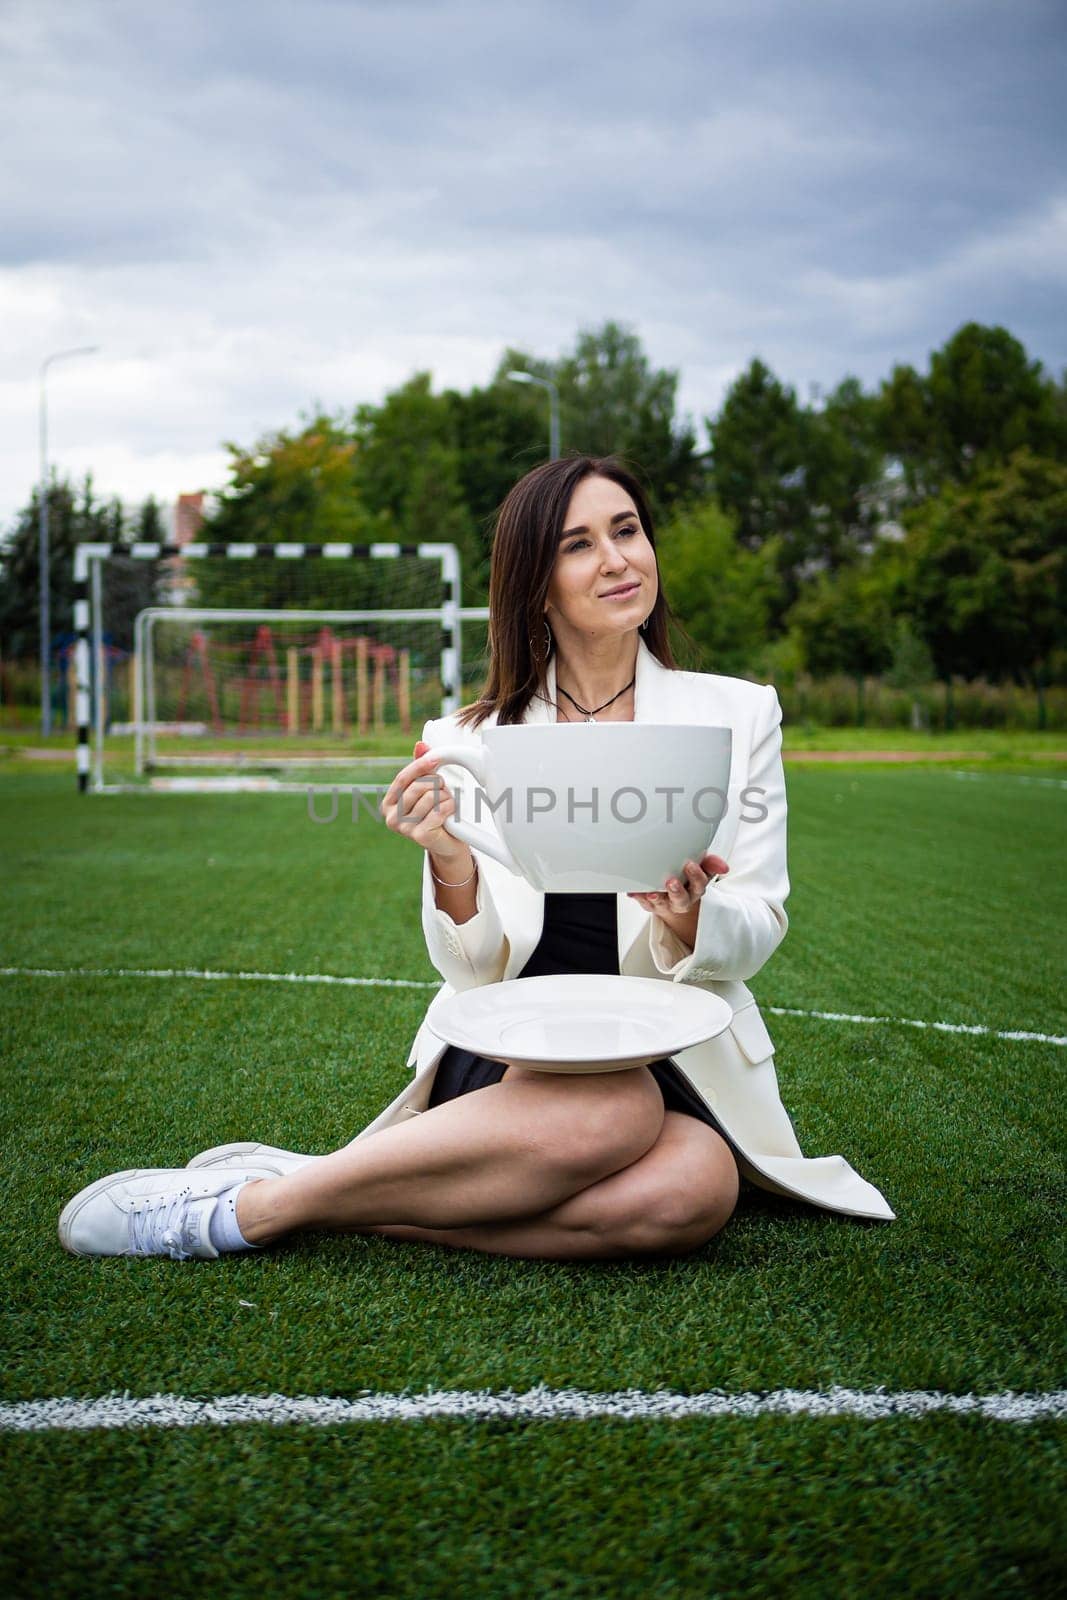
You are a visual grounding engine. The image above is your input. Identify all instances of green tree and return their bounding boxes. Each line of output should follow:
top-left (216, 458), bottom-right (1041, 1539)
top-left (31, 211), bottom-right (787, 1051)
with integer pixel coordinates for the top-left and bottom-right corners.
top-left (0, 479), bottom-right (81, 657)
top-left (785, 555), bottom-right (897, 683)
top-left (208, 413), bottom-right (369, 544)
top-left (884, 616), bottom-right (936, 730)
top-left (806, 377), bottom-right (886, 559)
top-left (444, 378), bottom-right (553, 581)
top-left (707, 359), bottom-right (822, 619)
top-left (878, 322), bottom-right (1067, 499)
top-left (557, 321), bottom-right (702, 512)
top-left (708, 365), bottom-right (892, 626)
top-left (492, 321), bottom-right (704, 518)
top-left (0, 474), bottom-right (160, 657)
top-left (202, 324), bottom-right (707, 613)
top-left (136, 496), bottom-right (167, 541)
top-left (352, 374), bottom-right (481, 596)
top-left (654, 498), bottom-right (779, 676)
top-left (900, 448), bottom-right (1067, 717)
top-left (197, 414), bottom-right (389, 608)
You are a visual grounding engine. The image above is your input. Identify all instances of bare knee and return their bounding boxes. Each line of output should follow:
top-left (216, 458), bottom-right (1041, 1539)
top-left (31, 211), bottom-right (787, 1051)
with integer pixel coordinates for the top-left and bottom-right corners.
top-left (543, 1066), bottom-right (664, 1180)
top-left (643, 1171), bottom-right (742, 1254)
top-left (626, 1121), bottom-right (741, 1257)
top-left (503, 1063), bottom-right (665, 1184)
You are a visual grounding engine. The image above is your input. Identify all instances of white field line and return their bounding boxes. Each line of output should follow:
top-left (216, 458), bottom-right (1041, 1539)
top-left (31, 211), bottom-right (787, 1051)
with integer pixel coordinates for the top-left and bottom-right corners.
top-left (762, 1004), bottom-right (1067, 1048)
top-left (946, 770), bottom-right (1067, 789)
top-left (0, 965), bottom-right (438, 990)
top-left (2, 966), bottom-right (1065, 1047)
top-left (1, 1385), bottom-right (1064, 1434)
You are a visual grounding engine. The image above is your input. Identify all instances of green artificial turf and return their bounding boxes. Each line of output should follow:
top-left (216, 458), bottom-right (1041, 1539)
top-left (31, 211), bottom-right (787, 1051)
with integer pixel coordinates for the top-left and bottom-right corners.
top-left (1, 768), bottom-right (1064, 1598)
top-left (3, 721), bottom-right (1066, 761)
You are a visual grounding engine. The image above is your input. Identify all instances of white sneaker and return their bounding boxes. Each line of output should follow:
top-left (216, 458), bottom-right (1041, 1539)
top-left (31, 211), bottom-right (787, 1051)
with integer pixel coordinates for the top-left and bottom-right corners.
top-left (186, 1142), bottom-right (317, 1176)
top-left (58, 1166), bottom-right (278, 1259)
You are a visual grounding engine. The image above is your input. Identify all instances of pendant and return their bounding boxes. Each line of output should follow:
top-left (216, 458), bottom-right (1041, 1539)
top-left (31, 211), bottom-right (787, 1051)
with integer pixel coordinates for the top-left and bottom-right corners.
top-left (587, 714), bottom-right (597, 724)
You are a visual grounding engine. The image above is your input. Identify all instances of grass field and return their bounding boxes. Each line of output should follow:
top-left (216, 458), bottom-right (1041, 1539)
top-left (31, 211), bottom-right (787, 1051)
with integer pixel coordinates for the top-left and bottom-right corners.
top-left (1, 759), bottom-right (1065, 1598)
top-left (4, 721), bottom-right (1067, 762)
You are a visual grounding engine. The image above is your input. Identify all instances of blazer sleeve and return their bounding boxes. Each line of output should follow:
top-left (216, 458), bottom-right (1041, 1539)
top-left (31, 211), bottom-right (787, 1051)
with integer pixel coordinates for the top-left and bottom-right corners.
top-left (417, 717), bottom-right (510, 991)
top-left (647, 682), bottom-right (789, 984)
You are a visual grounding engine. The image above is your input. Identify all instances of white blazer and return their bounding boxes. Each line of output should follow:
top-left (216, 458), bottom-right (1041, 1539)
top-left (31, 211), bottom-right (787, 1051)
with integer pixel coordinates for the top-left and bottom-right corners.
top-left (356, 637), bottom-right (895, 1222)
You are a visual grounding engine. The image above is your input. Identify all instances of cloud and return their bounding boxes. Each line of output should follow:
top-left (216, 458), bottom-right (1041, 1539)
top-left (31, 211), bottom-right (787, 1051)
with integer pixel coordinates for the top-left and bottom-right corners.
top-left (1, 0), bottom-right (1064, 531)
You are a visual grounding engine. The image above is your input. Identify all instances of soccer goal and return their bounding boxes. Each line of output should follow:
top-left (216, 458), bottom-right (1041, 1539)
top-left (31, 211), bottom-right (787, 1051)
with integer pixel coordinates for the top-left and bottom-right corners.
top-left (73, 539), bottom-right (489, 793)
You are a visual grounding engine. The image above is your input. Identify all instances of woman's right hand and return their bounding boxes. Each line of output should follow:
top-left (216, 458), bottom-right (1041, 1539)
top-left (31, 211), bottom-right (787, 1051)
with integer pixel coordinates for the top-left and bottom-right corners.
top-left (380, 740), bottom-right (467, 864)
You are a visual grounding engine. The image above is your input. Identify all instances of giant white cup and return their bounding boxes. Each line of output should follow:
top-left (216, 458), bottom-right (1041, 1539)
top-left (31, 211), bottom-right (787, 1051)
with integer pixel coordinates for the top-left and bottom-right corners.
top-left (425, 722), bottom-right (733, 892)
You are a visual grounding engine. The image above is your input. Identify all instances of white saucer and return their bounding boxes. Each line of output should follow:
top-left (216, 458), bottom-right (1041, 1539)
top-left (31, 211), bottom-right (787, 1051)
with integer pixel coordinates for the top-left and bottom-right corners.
top-left (428, 974), bottom-right (732, 1074)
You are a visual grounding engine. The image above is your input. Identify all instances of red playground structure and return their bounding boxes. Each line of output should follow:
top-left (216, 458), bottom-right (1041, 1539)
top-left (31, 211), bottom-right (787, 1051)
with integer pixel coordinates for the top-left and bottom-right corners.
top-left (175, 625), bottom-right (411, 736)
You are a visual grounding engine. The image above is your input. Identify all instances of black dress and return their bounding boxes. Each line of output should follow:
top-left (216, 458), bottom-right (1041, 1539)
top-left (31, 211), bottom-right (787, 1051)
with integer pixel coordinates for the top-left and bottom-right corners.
top-left (428, 892), bottom-right (722, 1130)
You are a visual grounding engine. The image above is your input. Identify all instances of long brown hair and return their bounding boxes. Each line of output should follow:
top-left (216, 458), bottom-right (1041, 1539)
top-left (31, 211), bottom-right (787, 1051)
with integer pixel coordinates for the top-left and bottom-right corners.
top-left (456, 455), bottom-right (681, 729)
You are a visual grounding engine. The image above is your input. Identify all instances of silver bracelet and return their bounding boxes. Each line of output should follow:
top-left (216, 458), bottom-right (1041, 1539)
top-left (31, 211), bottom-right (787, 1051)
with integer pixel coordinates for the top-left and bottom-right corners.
top-left (430, 859), bottom-right (477, 888)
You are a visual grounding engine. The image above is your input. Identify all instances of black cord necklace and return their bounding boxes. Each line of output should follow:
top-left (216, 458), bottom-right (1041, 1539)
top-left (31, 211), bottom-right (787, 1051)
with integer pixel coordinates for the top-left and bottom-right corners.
top-left (557, 674), bottom-right (636, 722)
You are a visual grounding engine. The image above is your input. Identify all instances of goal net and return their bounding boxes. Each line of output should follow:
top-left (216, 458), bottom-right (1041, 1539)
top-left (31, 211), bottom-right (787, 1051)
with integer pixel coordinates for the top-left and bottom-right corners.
top-left (74, 539), bottom-right (488, 793)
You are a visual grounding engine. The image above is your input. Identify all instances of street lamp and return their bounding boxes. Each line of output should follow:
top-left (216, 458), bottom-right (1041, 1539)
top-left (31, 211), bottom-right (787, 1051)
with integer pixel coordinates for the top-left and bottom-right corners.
top-left (39, 345), bottom-right (98, 735)
top-left (506, 369), bottom-right (560, 460)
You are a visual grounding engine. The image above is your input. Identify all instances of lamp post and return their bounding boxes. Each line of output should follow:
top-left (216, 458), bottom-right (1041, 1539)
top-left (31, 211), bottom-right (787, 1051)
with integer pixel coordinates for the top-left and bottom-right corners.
top-left (506, 369), bottom-right (560, 460)
top-left (39, 345), bottom-right (98, 735)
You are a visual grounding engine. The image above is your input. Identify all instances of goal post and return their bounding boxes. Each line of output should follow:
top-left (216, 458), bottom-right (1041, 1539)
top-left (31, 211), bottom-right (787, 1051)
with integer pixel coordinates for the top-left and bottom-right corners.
top-left (73, 539), bottom-right (489, 793)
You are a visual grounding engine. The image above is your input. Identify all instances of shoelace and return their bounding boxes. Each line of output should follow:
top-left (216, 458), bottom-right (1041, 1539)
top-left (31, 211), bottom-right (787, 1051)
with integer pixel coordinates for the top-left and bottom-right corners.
top-left (129, 1188), bottom-right (197, 1260)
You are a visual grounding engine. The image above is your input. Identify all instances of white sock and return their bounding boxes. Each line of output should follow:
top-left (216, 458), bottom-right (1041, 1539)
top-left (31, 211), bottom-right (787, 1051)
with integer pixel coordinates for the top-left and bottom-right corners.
top-left (207, 1180), bottom-right (262, 1253)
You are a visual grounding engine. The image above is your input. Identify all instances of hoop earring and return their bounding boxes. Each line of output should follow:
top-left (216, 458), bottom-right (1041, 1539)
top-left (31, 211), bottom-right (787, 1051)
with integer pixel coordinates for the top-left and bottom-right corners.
top-left (639, 616), bottom-right (649, 634)
top-left (530, 617), bottom-right (553, 655)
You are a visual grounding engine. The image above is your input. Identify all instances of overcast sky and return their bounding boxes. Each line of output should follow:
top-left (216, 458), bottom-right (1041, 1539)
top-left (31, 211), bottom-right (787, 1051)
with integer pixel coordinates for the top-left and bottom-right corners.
top-left (2, 0), bottom-right (1065, 534)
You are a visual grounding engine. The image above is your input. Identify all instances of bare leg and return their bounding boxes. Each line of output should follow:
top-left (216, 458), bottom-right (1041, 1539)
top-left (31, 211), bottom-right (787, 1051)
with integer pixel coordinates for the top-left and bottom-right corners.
top-left (361, 1113), bottom-right (740, 1261)
top-left (236, 1064), bottom-right (665, 1245)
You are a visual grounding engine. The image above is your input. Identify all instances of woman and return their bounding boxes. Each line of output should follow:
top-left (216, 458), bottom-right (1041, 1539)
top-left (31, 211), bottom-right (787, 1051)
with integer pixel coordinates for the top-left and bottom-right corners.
top-left (59, 456), bottom-right (894, 1265)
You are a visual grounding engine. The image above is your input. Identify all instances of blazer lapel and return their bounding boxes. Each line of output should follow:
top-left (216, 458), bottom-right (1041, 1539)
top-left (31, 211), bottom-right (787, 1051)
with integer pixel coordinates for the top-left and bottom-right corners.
top-left (521, 655), bottom-right (558, 726)
top-left (632, 634), bottom-right (682, 722)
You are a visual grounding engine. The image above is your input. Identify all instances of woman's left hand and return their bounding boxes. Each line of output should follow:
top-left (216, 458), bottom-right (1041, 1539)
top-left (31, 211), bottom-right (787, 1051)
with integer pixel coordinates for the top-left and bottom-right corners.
top-left (626, 853), bottom-right (730, 920)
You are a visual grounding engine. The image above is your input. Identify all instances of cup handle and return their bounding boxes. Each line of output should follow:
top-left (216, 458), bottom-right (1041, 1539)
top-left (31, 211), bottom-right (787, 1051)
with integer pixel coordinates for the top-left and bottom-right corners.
top-left (423, 743), bottom-right (523, 877)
